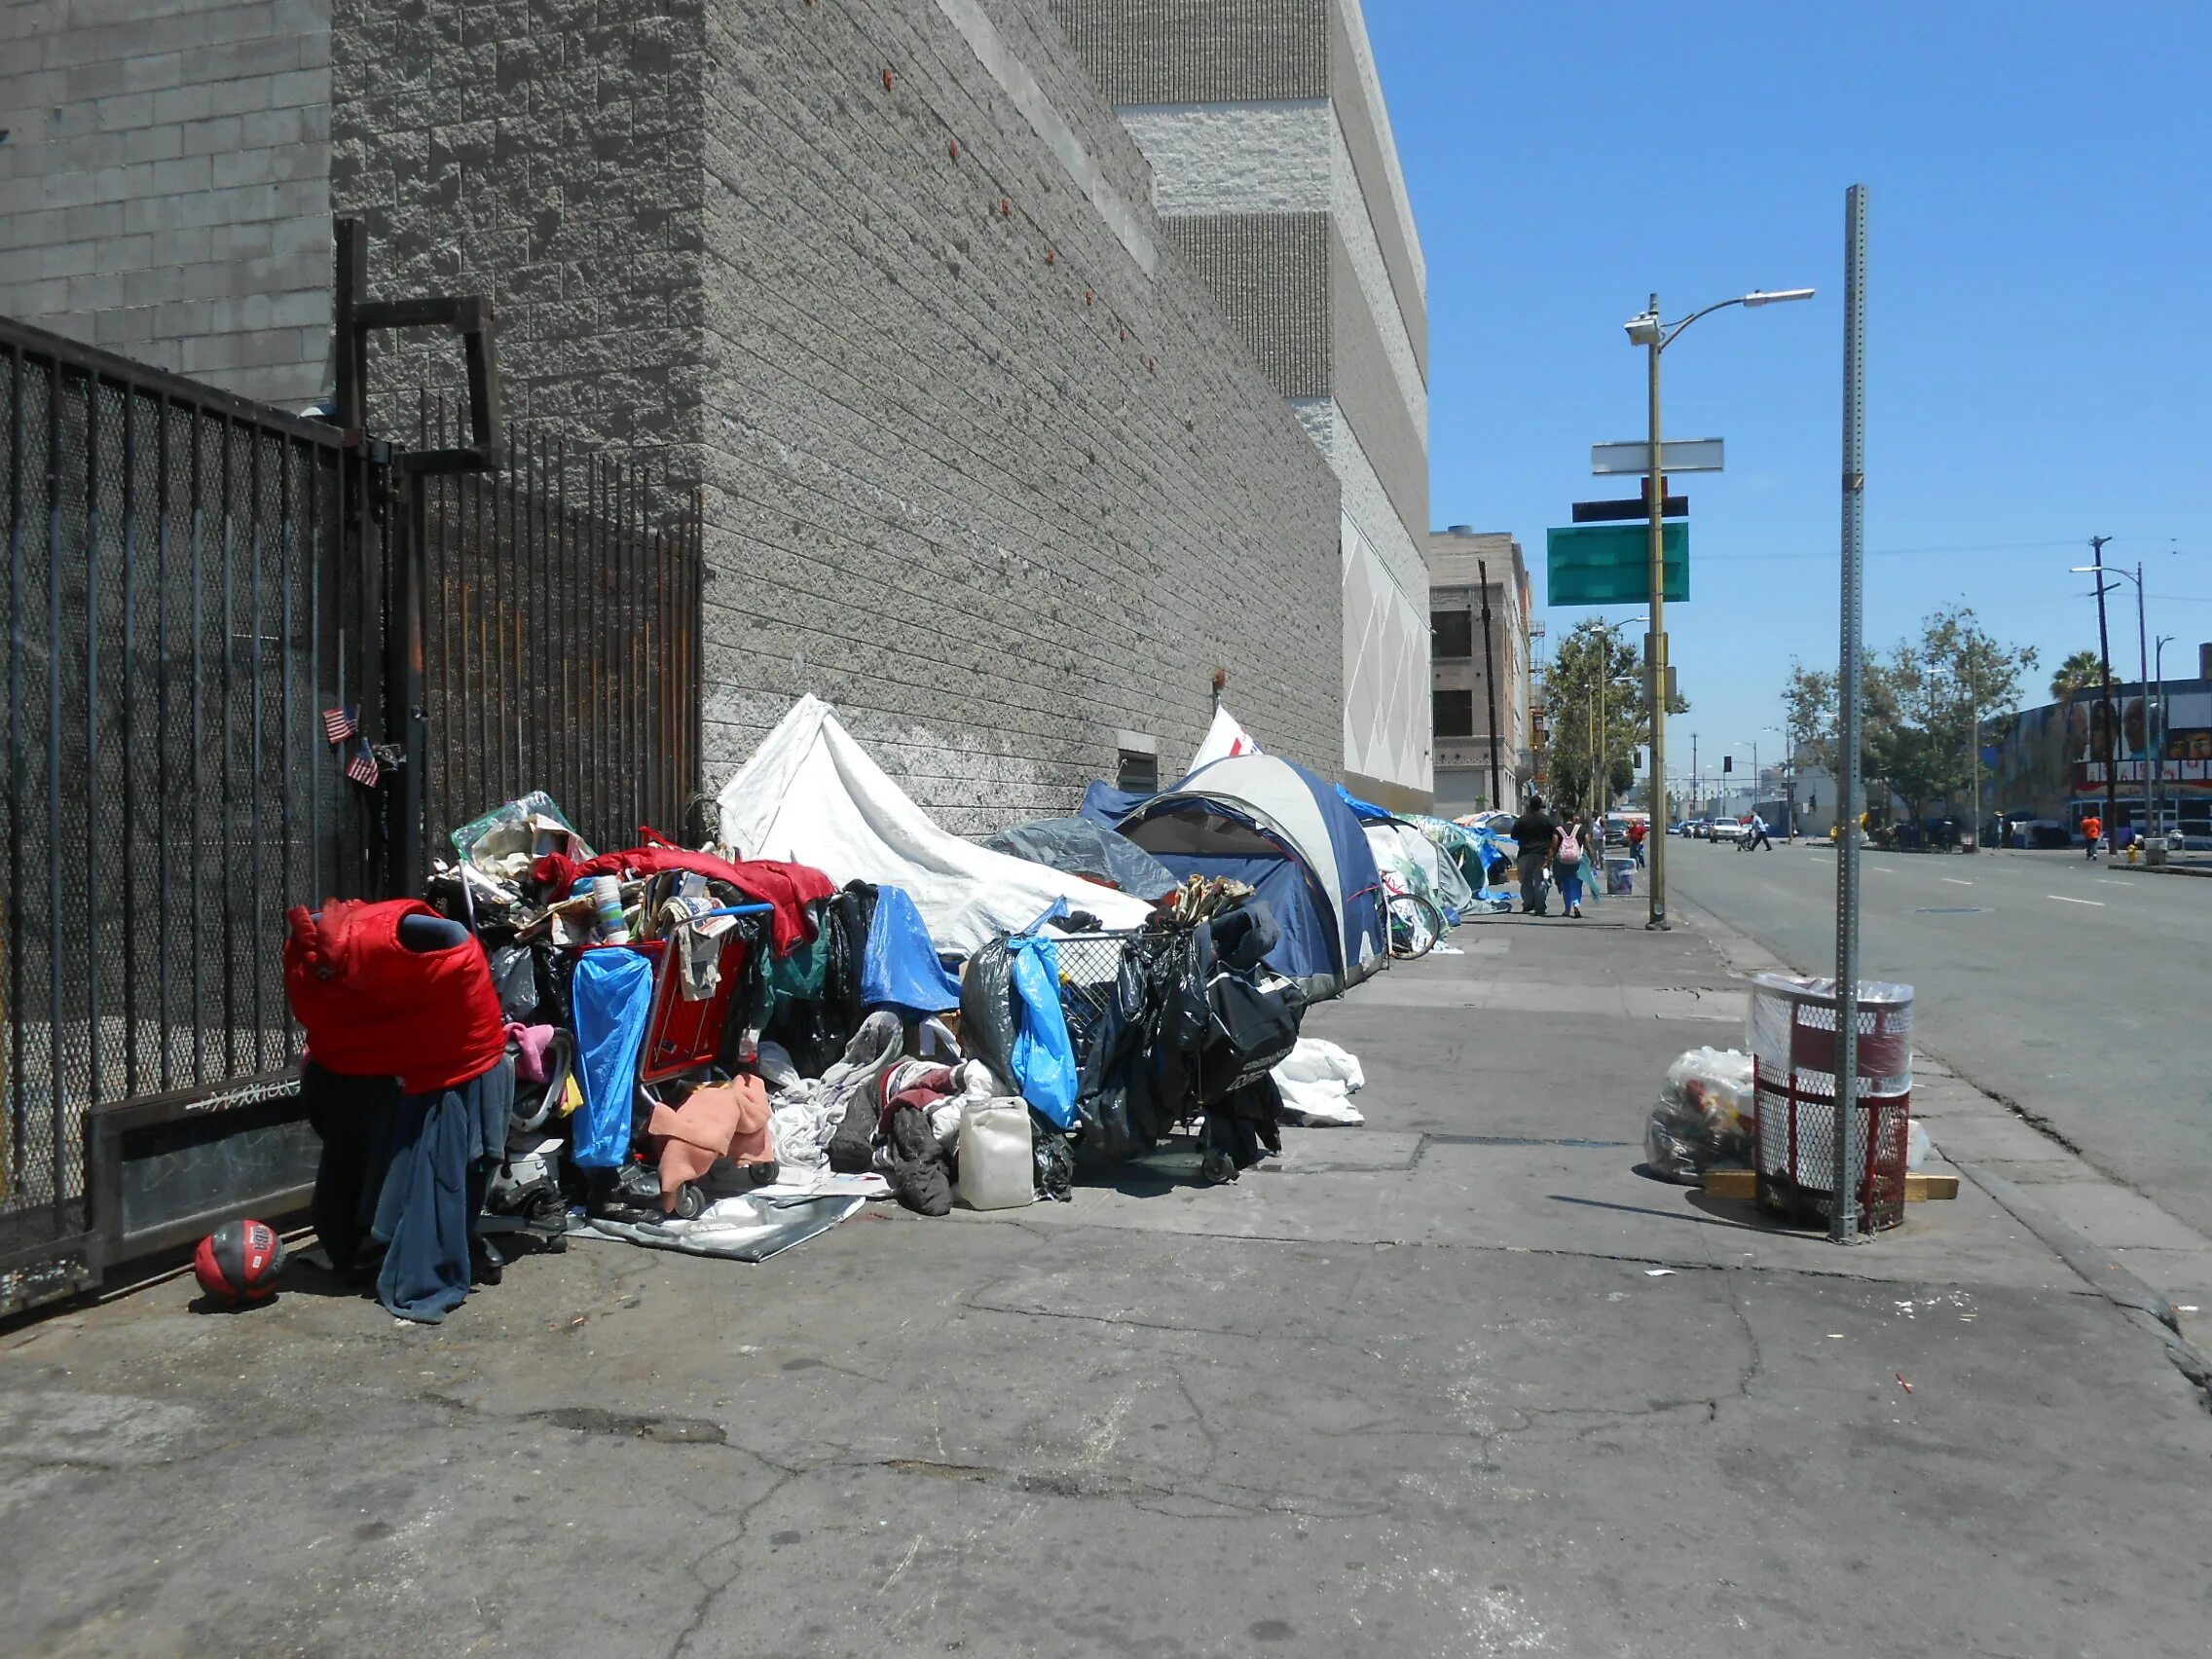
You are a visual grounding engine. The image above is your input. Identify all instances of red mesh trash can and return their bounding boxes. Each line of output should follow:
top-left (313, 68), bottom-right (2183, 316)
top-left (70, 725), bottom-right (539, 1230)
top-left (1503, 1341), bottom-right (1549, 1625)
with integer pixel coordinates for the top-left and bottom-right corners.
top-left (1750, 975), bottom-right (1914, 1230)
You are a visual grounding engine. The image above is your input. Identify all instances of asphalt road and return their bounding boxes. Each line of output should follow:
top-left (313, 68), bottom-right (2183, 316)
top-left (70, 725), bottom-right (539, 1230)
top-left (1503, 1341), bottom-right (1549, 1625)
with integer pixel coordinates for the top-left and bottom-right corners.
top-left (1665, 836), bottom-right (2212, 1235)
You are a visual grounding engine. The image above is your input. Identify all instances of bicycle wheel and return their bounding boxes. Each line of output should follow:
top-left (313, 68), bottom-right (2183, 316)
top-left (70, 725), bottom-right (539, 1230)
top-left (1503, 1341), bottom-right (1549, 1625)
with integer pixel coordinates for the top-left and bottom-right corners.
top-left (1385, 891), bottom-right (1442, 960)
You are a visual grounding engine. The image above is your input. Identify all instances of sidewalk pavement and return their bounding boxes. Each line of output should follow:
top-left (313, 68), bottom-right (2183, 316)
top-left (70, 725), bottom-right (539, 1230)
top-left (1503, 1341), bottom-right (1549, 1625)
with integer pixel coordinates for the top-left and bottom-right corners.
top-left (4, 903), bottom-right (2211, 1657)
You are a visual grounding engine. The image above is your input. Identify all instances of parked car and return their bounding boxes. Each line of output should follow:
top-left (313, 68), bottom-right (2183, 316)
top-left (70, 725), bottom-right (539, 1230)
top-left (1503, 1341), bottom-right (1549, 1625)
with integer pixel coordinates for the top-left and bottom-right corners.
top-left (1711, 819), bottom-right (1747, 842)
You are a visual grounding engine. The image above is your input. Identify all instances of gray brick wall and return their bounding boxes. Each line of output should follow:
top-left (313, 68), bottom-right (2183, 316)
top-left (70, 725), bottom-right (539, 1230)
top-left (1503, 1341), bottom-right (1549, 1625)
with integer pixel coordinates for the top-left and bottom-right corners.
top-left (1049, 0), bottom-right (1324, 104)
top-left (0, 0), bottom-right (333, 407)
top-left (1160, 211), bottom-right (1328, 400)
top-left (334, 0), bottom-right (1342, 830)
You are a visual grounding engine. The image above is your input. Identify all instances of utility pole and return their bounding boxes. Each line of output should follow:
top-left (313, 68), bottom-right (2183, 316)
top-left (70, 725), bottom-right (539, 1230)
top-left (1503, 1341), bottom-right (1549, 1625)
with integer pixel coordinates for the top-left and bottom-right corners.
top-left (2135, 561), bottom-right (2150, 839)
top-left (1643, 298), bottom-right (1670, 929)
top-left (2090, 535), bottom-right (2117, 841)
top-left (1478, 558), bottom-right (1502, 810)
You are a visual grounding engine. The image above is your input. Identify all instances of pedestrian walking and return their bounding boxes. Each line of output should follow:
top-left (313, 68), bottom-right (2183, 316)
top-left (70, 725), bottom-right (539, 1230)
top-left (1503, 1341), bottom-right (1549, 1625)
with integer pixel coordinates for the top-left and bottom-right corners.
top-left (1508, 794), bottom-right (1558, 916)
top-left (1553, 815), bottom-right (1589, 919)
top-left (1627, 817), bottom-right (1647, 868)
top-left (1746, 811), bottom-right (1773, 851)
top-left (2082, 812), bottom-right (2103, 861)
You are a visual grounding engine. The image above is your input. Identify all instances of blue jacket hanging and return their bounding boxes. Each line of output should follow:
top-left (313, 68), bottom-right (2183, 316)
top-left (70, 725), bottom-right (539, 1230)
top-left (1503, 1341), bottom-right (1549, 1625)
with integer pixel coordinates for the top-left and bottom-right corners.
top-left (571, 946), bottom-right (655, 1169)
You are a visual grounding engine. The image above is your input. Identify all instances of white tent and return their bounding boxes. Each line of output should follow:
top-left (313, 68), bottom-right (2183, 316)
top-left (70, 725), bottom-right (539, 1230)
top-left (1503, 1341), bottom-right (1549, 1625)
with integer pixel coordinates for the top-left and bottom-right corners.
top-left (1188, 705), bottom-right (1264, 773)
top-left (716, 696), bottom-right (1154, 955)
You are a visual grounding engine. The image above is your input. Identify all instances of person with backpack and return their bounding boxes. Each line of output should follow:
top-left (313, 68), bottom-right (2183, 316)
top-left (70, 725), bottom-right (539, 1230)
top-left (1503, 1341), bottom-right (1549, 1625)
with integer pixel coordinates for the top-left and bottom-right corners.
top-left (1552, 814), bottom-right (1589, 919)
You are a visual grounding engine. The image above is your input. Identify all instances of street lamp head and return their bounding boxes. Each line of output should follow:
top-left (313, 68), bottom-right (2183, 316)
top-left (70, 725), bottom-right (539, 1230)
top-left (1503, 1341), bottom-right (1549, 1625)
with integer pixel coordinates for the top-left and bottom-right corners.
top-left (1624, 312), bottom-right (1662, 346)
top-left (1741, 287), bottom-right (1816, 307)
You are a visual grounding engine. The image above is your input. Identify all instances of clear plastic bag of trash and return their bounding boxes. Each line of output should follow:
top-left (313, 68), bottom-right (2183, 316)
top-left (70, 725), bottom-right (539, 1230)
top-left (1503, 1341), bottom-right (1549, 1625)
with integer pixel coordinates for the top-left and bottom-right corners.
top-left (1643, 1047), bottom-right (1755, 1184)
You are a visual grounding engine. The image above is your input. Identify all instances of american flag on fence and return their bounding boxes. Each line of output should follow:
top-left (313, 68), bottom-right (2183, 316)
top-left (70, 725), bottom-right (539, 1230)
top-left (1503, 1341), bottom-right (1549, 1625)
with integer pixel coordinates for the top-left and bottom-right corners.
top-left (322, 705), bottom-right (359, 744)
top-left (346, 741), bottom-right (381, 788)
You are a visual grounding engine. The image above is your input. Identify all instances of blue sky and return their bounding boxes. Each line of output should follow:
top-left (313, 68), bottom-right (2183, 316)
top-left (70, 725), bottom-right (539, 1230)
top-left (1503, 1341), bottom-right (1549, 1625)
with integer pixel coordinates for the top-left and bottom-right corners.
top-left (1367, 0), bottom-right (2212, 786)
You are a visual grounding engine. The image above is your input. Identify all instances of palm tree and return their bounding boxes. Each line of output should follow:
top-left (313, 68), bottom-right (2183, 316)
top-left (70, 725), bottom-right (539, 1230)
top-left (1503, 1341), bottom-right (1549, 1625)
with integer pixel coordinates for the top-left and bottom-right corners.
top-left (2049, 648), bottom-right (2107, 701)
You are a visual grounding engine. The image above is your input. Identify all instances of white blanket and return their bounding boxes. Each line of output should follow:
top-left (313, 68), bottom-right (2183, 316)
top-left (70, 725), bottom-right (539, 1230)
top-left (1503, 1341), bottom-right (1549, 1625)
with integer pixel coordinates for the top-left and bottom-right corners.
top-left (1272, 1037), bottom-right (1366, 1126)
top-left (716, 695), bottom-right (1153, 955)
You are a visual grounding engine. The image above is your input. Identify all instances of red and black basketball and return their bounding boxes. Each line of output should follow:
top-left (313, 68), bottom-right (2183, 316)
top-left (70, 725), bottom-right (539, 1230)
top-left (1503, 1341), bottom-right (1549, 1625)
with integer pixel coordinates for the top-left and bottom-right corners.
top-left (193, 1219), bottom-right (286, 1304)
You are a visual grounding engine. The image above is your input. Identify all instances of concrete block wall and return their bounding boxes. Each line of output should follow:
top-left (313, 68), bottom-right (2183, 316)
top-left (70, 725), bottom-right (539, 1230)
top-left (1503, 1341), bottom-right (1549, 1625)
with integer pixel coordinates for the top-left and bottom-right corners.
top-left (0, 0), bottom-right (333, 406)
top-left (333, 0), bottom-right (1342, 831)
top-left (330, 0), bottom-right (709, 455)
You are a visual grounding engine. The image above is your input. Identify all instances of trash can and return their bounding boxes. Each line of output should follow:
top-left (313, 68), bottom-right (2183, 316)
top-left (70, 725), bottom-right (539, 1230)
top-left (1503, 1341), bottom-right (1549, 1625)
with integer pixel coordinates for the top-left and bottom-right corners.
top-left (1604, 856), bottom-right (1635, 896)
top-left (2146, 836), bottom-right (2169, 867)
top-left (1750, 975), bottom-right (1914, 1231)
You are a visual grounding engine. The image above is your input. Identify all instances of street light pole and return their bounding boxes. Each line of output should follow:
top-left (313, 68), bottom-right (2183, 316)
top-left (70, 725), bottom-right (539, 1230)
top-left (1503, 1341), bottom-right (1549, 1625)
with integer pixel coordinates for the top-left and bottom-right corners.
top-left (1623, 283), bottom-right (1814, 927)
top-left (1643, 295), bottom-right (1668, 928)
top-left (2089, 535), bottom-right (2118, 840)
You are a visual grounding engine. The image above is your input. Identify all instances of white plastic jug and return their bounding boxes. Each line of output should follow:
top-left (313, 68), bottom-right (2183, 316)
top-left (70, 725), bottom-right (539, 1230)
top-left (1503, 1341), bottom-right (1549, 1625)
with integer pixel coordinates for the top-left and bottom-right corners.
top-left (958, 1099), bottom-right (1034, 1210)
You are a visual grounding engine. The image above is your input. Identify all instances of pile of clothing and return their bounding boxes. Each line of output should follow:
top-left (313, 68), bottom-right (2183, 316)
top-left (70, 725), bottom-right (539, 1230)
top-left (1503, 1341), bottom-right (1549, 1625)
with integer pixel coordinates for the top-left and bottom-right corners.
top-left (279, 786), bottom-right (1336, 1319)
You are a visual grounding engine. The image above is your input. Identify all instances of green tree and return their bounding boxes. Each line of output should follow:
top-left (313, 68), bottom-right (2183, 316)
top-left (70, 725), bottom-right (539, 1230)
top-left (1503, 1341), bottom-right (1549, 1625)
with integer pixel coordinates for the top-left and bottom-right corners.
top-left (2048, 647), bottom-right (2107, 700)
top-left (1539, 618), bottom-right (1685, 819)
top-left (1876, 605), bottom-right (2039, 827)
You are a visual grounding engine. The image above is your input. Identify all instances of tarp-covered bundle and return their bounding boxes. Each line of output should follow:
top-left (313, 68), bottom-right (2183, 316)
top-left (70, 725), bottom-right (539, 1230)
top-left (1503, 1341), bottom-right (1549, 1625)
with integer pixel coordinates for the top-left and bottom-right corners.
top-left (1114, 754), bottom-right (1387, 1000)
top-left (717, 696), bottom-right (1154, 955)
top-left (982, 818), bottom-right (1179, 901)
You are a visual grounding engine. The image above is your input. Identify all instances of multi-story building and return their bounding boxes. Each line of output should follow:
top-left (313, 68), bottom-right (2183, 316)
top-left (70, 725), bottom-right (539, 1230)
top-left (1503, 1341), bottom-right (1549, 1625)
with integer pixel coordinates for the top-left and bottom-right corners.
top-left (1426, 528), bottom-right (1531, 814)
top-left (1053, 0), bottom-right (1432, 809)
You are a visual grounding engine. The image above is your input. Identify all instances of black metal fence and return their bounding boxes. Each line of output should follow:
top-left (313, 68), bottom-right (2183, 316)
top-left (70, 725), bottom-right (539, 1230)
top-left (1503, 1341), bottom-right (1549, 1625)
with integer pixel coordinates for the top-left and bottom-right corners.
top-left (0, 313), bottom-right (702, 1312)
top-left (0, 319), bottom-right (366, 1306)
top-left (413, 398), bottom-right (702, 854)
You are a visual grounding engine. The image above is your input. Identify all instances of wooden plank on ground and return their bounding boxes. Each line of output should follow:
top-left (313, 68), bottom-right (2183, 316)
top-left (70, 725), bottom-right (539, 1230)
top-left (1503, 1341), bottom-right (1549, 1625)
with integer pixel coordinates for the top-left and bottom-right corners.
top-left (1700, 1168), bottom-right (1958, 1201)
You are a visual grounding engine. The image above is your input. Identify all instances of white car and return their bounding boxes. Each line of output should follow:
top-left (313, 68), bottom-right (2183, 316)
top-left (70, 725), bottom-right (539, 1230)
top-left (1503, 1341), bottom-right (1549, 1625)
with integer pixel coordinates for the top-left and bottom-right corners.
top-left (1710, 820), bottom-right (1747, 842)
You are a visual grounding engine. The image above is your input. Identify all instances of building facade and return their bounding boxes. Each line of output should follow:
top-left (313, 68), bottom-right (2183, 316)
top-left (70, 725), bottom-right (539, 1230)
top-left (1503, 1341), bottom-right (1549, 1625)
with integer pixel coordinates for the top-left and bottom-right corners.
top-left (1051, 0), bottom-right (1431, 810)
top-left (2, 0), bottom-right (1351, 833)
top-left (1426, 528), bottom-right (1530, 815)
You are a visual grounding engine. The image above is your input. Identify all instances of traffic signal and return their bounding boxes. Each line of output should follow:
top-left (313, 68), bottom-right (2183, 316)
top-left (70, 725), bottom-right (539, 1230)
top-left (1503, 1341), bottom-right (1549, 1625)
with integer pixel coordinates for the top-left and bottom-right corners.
top-left (1722, 756), bottom-right (1733, 774)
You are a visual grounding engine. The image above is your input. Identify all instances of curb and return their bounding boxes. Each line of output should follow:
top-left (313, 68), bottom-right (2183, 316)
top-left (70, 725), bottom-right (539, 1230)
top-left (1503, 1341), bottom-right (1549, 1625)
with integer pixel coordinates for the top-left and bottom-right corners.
top-left (2098, 862), bottom-right (2212, 879)
top-left (1956, 1160), bottom-right (2212, 1403)
top-left (1667, 892), bottom-right (2212, 1407)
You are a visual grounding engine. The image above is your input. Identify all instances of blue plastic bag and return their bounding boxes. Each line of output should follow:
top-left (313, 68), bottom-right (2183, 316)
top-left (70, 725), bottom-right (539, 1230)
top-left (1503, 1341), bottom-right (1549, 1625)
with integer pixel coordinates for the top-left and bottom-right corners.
top-left (1007, 936), bottom-right (1079, 1128)
top-left (571, 946), bottom-right (654, 1168)
top-left (862, 885), bottom-right (962, 1016)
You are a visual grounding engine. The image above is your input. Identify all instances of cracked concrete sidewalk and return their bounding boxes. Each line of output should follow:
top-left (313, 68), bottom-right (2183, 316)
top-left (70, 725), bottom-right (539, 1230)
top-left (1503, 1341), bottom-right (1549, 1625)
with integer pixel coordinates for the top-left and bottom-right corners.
top-left (3, 908), bottom-right (2210, 1658)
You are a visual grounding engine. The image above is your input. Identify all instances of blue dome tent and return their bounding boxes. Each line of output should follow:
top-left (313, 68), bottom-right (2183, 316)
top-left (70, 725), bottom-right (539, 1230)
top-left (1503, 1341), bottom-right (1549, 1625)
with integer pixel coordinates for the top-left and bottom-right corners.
top-left (1113, 754), bottom-right (1388, 1000)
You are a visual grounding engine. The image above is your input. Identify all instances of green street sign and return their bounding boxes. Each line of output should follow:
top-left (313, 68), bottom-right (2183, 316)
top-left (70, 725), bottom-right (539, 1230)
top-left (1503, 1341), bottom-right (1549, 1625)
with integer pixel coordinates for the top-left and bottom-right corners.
top-left (1545, 521), bottom-right (1688, 606)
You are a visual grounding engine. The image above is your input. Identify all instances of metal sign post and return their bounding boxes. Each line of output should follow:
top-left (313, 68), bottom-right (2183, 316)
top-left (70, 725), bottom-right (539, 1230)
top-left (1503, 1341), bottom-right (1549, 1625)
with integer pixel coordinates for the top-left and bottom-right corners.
top-left (1832, 185), bottom-right (1870, 1244)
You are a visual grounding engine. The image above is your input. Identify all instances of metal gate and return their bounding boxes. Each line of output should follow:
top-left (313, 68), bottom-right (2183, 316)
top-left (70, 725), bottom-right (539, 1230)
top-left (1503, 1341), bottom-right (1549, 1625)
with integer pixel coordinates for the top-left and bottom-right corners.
top-left (1, 252), bottom-right (701, 1313)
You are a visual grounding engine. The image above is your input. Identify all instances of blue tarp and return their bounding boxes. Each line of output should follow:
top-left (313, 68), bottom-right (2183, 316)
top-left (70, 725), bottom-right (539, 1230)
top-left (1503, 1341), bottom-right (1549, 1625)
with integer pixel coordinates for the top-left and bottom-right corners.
top-left (1079, 779), bottom-right (1152, 828)
top-left (861, 884), bottom-right (962, 1016)
top-left (571, 946), bottom-right (654, 1169)
top-left (1008, 934), bottom-right (1080, 1127)
top-left (1335, 784), bottom-right (1397, 825)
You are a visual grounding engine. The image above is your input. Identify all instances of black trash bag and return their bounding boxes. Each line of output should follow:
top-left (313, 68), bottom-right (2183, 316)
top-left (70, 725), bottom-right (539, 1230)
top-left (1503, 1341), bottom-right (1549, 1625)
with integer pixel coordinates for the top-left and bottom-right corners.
top-left (959, 935), bottom-right (1019, 1088)
top-left (1031, 1110), bottom-right (1076, 1201)
top-left (1200, 974), bottom-right (1309, 1104)
top-left (1145, 927), bottom-right (1214, 1127)
top-left (487, 942), bottom-right (539, 1021)
top-left (1074, 950), bottom-right (1152, 1163)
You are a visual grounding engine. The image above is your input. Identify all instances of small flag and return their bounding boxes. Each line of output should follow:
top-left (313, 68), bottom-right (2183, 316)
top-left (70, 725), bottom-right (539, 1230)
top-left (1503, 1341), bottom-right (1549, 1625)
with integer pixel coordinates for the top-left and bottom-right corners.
top-left (322, 705), bottom-right (359, 744)
top-left (345, 740), bottom-right (380, 788)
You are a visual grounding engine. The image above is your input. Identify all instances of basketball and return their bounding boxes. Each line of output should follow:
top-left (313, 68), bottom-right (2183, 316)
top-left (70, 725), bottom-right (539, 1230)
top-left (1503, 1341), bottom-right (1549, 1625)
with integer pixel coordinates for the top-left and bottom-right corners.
top-left (193, 1219), bottom-right (286, 1303)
